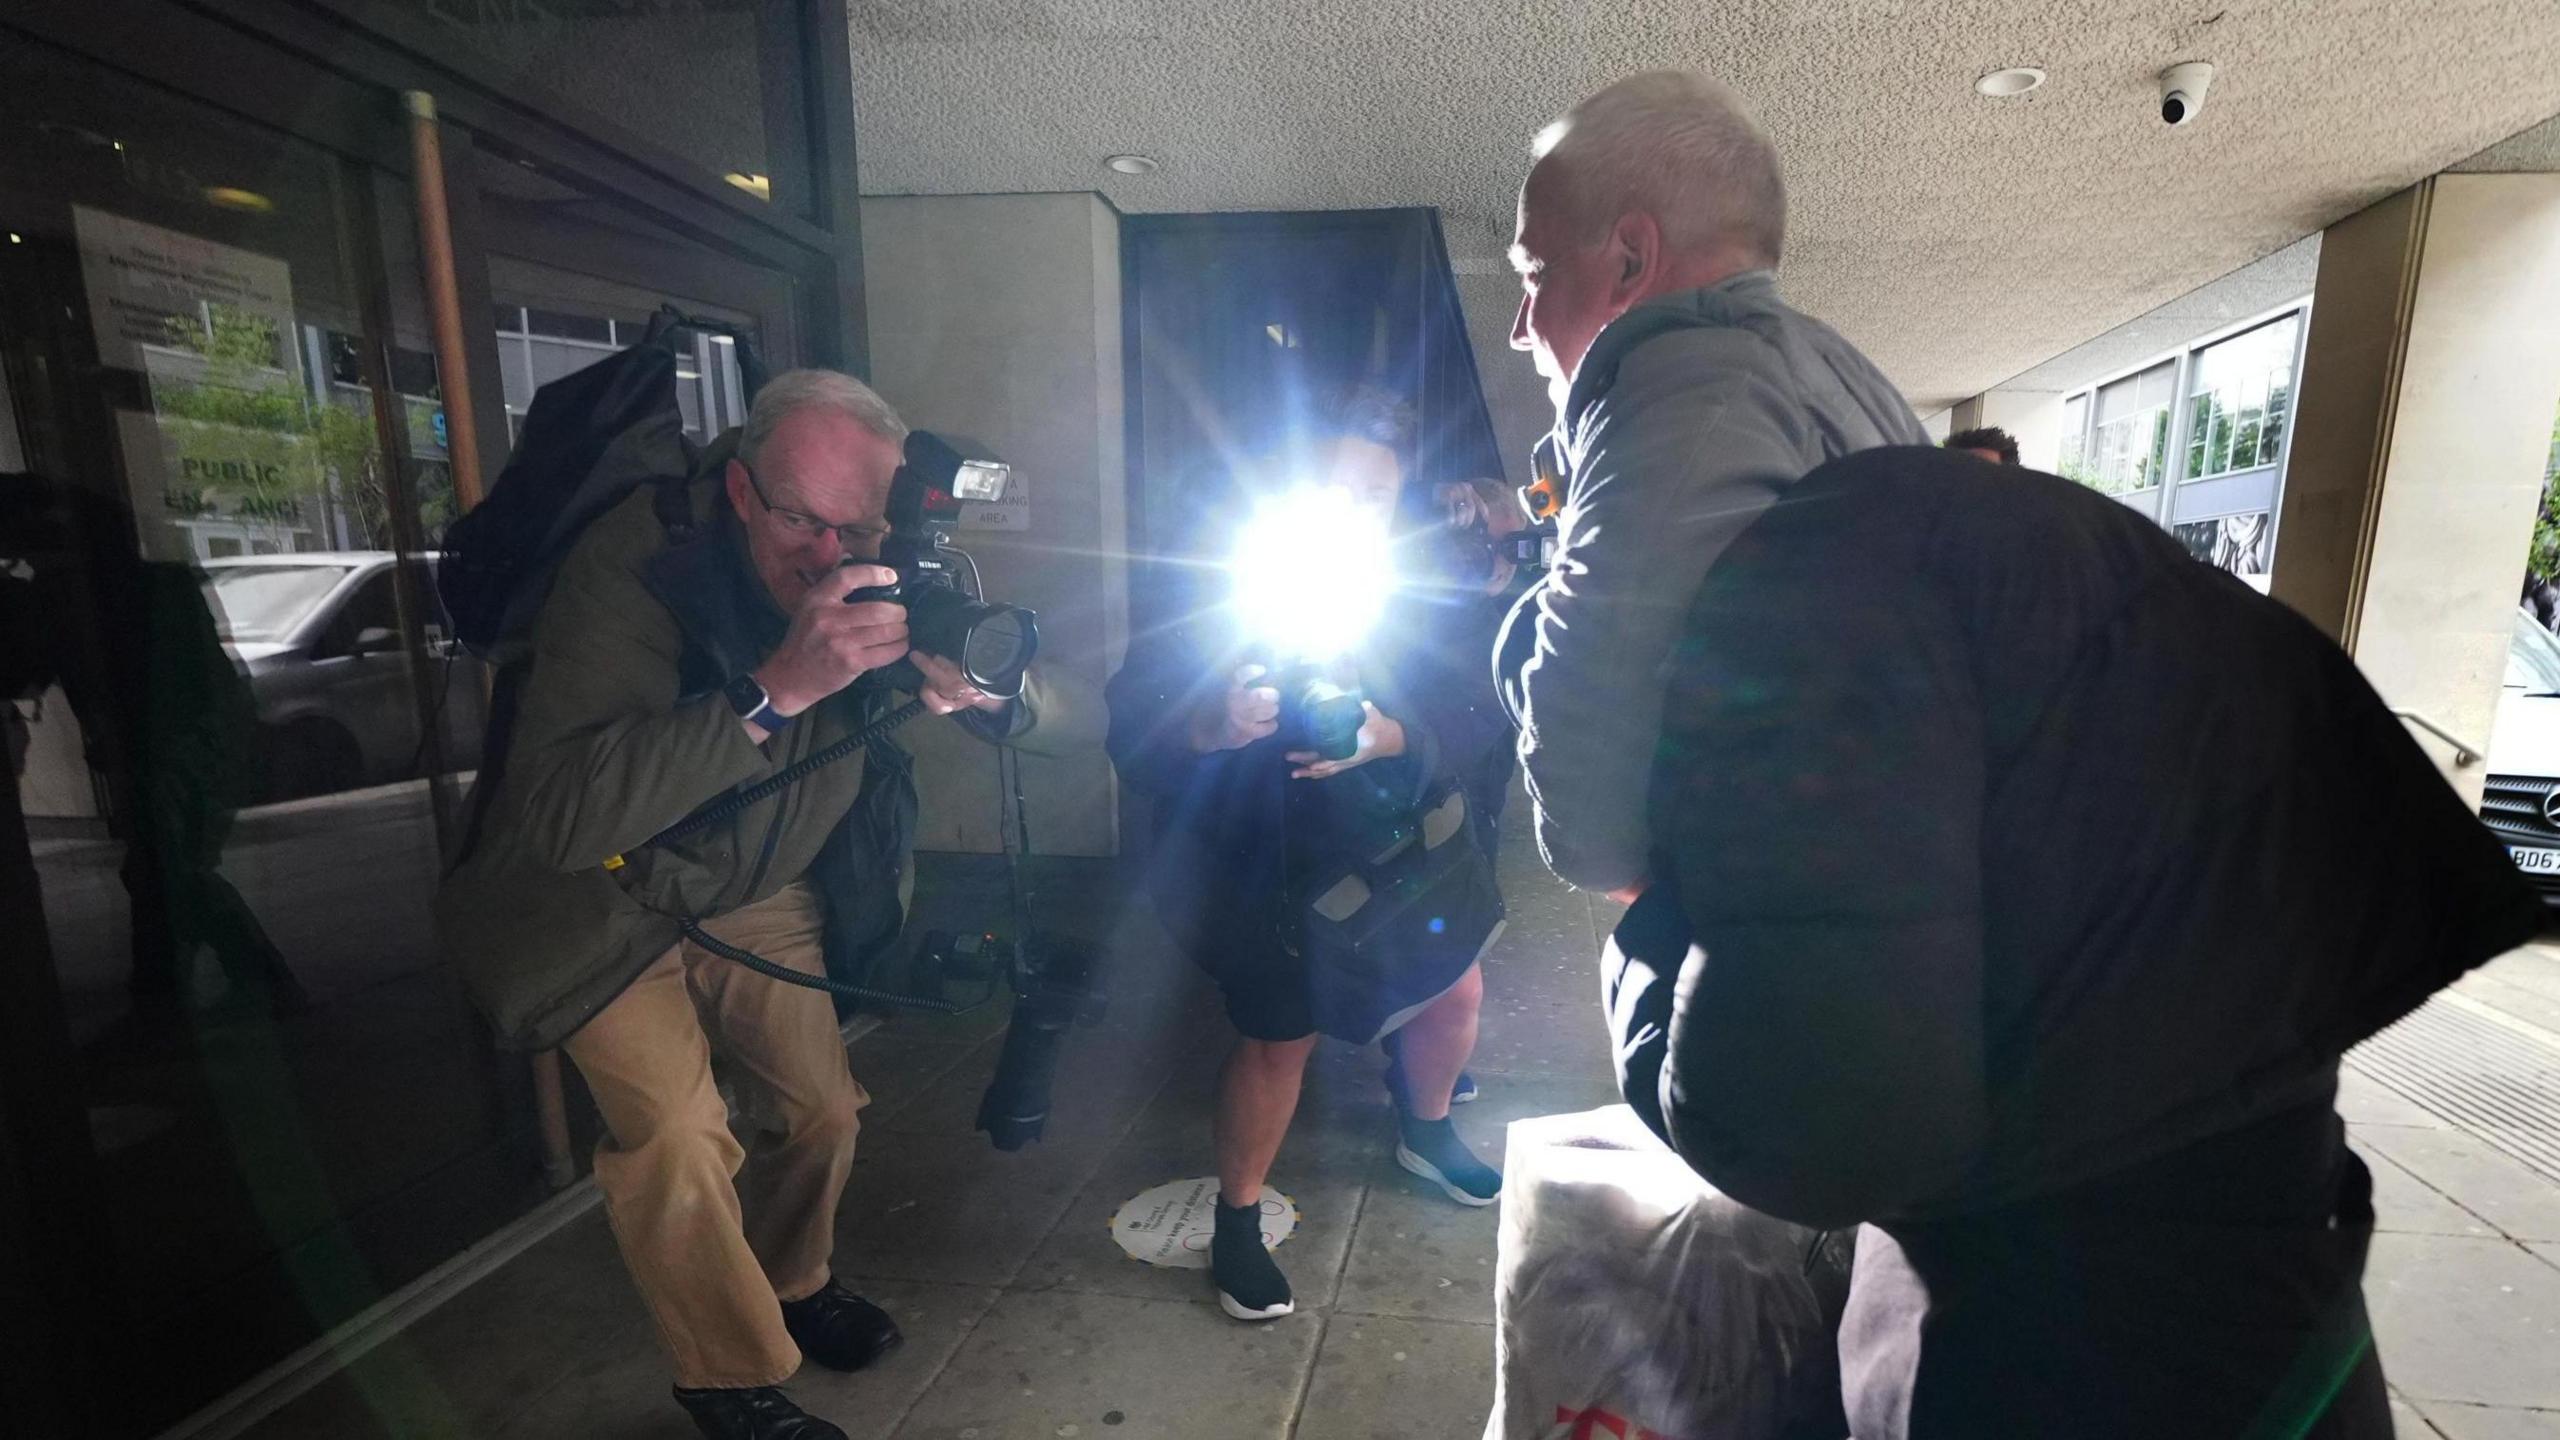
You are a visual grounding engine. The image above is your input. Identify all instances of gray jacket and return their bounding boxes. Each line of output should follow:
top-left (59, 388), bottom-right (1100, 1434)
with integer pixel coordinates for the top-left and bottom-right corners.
top-left (1515, 271), bottom-right (1927, 893)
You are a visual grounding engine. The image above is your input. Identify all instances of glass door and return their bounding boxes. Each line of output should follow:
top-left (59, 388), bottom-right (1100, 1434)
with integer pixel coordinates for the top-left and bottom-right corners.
top-left (0, 33), bottom-right (529, 1436)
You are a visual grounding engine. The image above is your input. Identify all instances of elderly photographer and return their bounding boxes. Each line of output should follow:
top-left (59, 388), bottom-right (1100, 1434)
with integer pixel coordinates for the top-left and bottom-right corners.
top-left (1501, 72), bottom-right (2542, 1438)
top-left (1108, 388), bottom-right (1511, 1324)
top-left (441, 370), bottom-right (1089, 1440)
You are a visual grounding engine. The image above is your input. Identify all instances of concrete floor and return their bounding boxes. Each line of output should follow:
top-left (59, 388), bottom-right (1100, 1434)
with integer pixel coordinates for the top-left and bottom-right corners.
top-left (224, 804), bottom-right (2560, 1440)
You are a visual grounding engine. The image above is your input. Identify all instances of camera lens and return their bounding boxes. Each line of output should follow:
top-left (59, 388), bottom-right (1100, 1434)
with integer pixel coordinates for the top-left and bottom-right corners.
top-left (963, 608), bottom-right (1037, 695)
top-left (907, 587), bottom-right (1041, 699)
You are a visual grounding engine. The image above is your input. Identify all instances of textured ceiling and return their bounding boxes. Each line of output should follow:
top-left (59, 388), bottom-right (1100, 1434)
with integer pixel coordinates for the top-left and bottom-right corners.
top-left (1988, 233), bottom-right (2321, 398)
top-left (846, 0), bottom-right (2560, 478)
top-left (2458, 111), bottom-right (2560, 173)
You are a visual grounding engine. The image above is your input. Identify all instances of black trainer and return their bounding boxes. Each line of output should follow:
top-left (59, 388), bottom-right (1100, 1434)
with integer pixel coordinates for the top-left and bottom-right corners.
top-left (672, 1385), bottom-right (847, 1440)
top-left (1394, 1113), bottom-right (1502, 1207)
top-left (779, 1279), bottom-right (903, 1372)
top-left (1211, 1196), bottom-right (1294, 1321)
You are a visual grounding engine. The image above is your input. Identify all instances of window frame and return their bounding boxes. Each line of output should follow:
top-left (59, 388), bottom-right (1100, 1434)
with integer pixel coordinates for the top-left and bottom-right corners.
top-left (2055, 298), bottom-right (2314, 560)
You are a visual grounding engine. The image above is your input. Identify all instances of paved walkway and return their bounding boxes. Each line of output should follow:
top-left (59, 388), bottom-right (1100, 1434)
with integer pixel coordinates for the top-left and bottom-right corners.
top-left (2352, 946), bottom-right (2560, 1440)
top-left (230, 812), bottom-right (2560, 1439)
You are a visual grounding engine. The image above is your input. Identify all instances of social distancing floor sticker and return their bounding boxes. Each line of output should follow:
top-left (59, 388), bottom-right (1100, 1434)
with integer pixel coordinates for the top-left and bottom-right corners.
top-left (1108, 1175), bottom-right (1298, 1268)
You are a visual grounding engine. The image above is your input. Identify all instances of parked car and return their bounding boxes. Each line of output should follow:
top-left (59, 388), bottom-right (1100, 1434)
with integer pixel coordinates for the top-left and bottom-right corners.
top-left (2481, 605), bottom-right (2560, 906)
top-left (201, 552), bottom-right (486, 801)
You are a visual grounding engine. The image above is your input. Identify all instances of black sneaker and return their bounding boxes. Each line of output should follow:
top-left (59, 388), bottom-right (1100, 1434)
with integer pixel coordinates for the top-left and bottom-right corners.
top-left (1211, 1197), bottom-right (1294, 1321)
top-left (672, 1385), bottom-right (847, 1440)
top-left (1394, 1113), bottom-right (1502, 1207)
top-left (779, 1279), bottom-right (903, 1372)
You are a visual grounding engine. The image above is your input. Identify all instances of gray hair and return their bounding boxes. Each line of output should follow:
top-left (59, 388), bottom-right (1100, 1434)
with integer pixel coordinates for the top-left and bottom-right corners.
top-left (1531, 71), bottom-right (1787, 266)
top-left (738, 367), bottom-right (908, 468)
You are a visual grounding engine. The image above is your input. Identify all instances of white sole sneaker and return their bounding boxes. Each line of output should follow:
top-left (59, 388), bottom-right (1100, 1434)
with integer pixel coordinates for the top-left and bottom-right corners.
top-left (1395, 1142), bottom-right (1501, 1208)
top-left (1217, 1288), bottom-right (1295, 1322)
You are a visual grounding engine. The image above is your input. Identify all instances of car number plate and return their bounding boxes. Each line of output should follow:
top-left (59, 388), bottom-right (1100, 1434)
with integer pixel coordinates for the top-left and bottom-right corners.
top-left (2511, 846), bottom-right (2560, 875)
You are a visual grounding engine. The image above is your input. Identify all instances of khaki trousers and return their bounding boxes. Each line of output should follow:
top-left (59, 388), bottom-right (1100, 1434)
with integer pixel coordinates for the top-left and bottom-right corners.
top-left (562, 883), bottom-right (867, 1388)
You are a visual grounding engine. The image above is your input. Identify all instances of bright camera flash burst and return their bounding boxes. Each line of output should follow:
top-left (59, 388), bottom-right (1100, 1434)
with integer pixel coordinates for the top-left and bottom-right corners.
top-left (1230, 484), bottom-right (1395, 658)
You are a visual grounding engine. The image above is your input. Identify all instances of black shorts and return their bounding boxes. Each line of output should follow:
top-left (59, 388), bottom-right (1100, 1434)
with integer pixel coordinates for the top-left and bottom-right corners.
top-left (1201, 945), bottom-right (1319, 1043)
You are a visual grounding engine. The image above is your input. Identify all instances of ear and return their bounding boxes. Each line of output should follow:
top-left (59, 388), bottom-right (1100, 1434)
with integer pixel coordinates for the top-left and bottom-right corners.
top-left (724, 458), bottom-right (754, 523)
top-left (1607, 211), bottom-right (1663, 306)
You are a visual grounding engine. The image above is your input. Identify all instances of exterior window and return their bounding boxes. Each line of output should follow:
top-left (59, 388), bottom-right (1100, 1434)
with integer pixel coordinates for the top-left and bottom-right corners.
top-left (493, 307), bottom-right (744, 445)
top-left (2184, 315), bottom-right (2300, 481)
top-left (2058, 393), bottom-right (2089, 483)
top-left (2087, 360), bottom-right (2178, 496)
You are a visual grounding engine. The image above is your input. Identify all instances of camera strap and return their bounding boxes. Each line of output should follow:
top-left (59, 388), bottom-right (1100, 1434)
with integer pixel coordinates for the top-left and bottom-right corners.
top-left (598, 695), bottom-right (952, 1005)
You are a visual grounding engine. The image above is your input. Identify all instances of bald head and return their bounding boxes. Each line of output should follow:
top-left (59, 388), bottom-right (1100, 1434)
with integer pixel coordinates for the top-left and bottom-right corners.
top-left (1509, 72), bottom-right (1789, 413)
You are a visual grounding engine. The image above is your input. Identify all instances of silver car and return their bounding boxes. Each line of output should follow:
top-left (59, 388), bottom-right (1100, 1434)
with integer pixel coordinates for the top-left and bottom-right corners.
top-left (201, 552), bottom-right (487, 800)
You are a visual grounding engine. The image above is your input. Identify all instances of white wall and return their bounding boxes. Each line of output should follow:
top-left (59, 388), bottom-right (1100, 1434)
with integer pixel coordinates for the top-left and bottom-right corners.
top-left (1979, 390), bottom-right (2066, 474)
top-left (860, 194), bottom-right (1128, 856)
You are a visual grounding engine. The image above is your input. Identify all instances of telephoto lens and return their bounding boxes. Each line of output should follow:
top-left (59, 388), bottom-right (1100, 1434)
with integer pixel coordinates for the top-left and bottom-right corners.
top-left (974, 933), bottom-right (1108, 1150)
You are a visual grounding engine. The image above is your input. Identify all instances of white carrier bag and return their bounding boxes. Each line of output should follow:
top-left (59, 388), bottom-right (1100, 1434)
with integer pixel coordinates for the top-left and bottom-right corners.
top-left (1484, 1106), bottom-right (1853, 1440)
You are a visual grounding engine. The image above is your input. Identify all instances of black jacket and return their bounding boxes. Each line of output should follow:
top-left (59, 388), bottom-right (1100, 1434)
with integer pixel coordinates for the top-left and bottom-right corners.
top-left (1108, 588), bottom-right (1514, 979)
top-left (1612, 446), bottom-right (2541, 1227)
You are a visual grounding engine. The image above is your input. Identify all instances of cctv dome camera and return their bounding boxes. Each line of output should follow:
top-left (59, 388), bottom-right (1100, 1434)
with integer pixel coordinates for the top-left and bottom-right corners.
top-left (2160, 61), bottom-right (2215, 126)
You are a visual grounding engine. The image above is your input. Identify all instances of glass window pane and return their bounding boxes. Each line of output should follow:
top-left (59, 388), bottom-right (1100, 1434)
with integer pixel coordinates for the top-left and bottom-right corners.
top-left (2185, 314), bottom-right (2302, 482)
top-left (526, 336), bottom-right (610, 389)
top-left (423, 2), bottom-right (799, 215)
top-left (496, 334), bottom-right (535, 413)
top-left (0, 33), bottom-right (513, 1430)
top-left (523, 306), bottom-right (611, 344)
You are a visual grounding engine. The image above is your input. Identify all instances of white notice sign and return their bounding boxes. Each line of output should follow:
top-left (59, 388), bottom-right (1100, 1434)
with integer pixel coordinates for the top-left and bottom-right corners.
top-left (72, 205), bottom-right (298, 374)
top-left (1109, 1176), bottom-right (1298, 1269)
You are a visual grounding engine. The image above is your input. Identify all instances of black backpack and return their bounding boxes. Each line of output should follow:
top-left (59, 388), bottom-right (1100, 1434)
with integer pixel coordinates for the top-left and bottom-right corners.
top-left (437, 307), bottom-right (767, 662)
top-left (438, 308), bottom-right (766, 866)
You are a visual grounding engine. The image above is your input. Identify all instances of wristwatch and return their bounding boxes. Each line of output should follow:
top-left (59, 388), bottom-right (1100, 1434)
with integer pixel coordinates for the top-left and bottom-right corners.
top-left (723, 672), bottom-right (792, 733)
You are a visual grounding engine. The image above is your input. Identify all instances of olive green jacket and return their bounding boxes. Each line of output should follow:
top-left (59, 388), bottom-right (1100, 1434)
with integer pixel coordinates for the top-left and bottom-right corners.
top-left (437, 466), bottom-right (1094, 1050)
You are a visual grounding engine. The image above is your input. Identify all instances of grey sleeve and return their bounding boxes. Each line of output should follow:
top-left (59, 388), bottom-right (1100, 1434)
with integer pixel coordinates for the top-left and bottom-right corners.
top-left (1517, 330), bottom-right (1811, 893)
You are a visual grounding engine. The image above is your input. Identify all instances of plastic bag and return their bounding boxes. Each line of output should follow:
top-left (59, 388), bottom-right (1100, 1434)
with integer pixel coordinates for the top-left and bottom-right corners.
top-left (1484, 1106), bottom-right (1853, 1440)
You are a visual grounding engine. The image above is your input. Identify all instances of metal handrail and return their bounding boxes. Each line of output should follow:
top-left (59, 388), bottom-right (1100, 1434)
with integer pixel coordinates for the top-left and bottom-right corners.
top-left (2391, 709), bottom-right (2484, 768)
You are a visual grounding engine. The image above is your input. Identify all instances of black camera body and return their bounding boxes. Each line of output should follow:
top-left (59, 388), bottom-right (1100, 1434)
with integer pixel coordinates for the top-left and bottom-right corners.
top-left (1269, 663), bottom-right (1365, 762)
top-left (843, 431), bottom-right (1039, 699)
top-left (1426, 521), bottom-right (1556, 592)
top-left (914, 927), bottom-right (1109, 1151)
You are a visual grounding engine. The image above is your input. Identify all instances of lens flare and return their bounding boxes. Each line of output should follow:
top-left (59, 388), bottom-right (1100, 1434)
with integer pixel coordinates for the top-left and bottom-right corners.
top-left (1230, 483), bottom-right (1396, 659)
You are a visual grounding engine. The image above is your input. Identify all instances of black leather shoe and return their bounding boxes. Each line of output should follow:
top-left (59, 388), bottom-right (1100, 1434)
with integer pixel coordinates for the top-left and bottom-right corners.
top-left (671, 1385), bottom-right (847, 1440)
top-left (778, 1278), bottom-right (903, 1373)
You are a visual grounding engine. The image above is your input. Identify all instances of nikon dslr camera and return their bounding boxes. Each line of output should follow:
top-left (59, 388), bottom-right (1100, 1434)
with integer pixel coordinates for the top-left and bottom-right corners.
top-left (845, 431), bottom-right (1039, 699)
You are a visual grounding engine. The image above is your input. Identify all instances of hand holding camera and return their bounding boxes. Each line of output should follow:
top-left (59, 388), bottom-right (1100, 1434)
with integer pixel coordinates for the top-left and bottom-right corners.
top-left (911, 649), bottom-right (1007, 717)
top-left (1191, 663), bottom-right (1281, 753)
top-left (754, 563), bottom-right (911, 717)
top-left (1287, 700), bottom-right (1403, 780)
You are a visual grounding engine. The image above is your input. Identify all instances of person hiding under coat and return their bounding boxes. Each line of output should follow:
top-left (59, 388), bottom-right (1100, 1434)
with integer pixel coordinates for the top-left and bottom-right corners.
top-left (1495, 70), bottom-right (2540, 1439)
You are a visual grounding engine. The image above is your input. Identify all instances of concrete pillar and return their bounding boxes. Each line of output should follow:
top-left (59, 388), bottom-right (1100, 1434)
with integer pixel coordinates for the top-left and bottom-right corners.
top-left (2271, 174), bottom-right (2560, 801)
top-left (860, 194), bottom-right (1129, 856)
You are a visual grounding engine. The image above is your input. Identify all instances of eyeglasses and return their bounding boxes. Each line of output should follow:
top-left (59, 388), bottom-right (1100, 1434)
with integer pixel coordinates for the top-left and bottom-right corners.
top-left (742, 464), bottom-right (887, 551)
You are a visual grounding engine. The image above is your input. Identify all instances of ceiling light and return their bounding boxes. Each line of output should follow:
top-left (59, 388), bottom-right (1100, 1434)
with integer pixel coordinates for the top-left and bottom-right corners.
top-left (724, 172), bottom-right (772, 200)
top-left (6, 233), bottom-right (20, 245)
top-left (1105, 154), bottom-right (1159, 177)
top-left (202, 186), bottom-right (274, 214)
top-left (1976, 66), bottom-right (2047, 98)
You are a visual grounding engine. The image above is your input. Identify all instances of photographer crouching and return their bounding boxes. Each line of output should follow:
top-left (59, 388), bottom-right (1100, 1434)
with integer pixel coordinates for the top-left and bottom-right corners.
top-left (439, 370), bottom-right (1090, 1440)
top-left (1107, 387), bottom-right (1513, 1322)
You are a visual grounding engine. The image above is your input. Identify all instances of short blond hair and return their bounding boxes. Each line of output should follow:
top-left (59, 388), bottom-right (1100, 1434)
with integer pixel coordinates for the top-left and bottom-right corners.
top-left (740, 368), bottom-right (907, 469)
